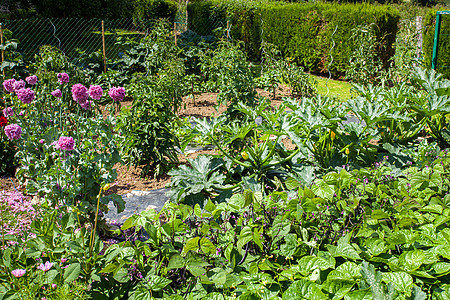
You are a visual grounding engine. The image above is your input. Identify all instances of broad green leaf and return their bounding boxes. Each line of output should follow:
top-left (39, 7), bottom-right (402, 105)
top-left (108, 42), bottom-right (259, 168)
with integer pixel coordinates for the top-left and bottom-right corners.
top-left (432, 262), bottom-right (450, 276)
top-left (282, 279), bottom-right (327, 299)
top-left (360, 261), bottom-right (384, 300)
top-left (147, 275), bottom-right (172, 291)
top-left (298, 256), bottom-right (334, 275)
top-left (99, 262), bottom-right (120, 273)
top-left (182, 237), bottom-right (200, 255)
top-left (237, 226), bottom-right (253, 252)
top-left (411, 286), bottom-right (427, 300)
top-left (329, 237), bottom-right (360, 261)
top-left (322, 280), bottom-right (354, 300)
top-left (63, 263), bottom-right (81, 283)
top-left (203, 293), bottom-right (225, 300)
top-left (344, 288), bottom-right (372, 300)
top-left (204, 199), bottom-right (216, 213)
top-left (311, 179), bottom-right (335, 201)
top-left (207, 268), bottom-right (227, 285)
top-left (382, 272), bottom-right (413, 293)
top-left (280, 234), bottom-right (298, 257)
top-left (200, 238), bottom-right (216, 255)
top-left (168, 254), bottom-right (185, 270)
top-left (286, 177), bottom-right (300, 190)
top-left (399, 250), bottom-right (425, 271)
top-left (228, 194), bottom-right (245, 209)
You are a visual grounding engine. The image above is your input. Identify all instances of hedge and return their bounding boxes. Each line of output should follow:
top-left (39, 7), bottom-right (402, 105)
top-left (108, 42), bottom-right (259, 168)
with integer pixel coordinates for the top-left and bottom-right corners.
top-left (188, 1), bottom-right (400, 76)
top-left (423, 8), bottom-right (450, 78)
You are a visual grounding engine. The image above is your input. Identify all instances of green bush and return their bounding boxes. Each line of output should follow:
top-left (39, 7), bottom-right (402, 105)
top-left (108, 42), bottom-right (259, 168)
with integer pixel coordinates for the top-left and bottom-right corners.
top-left (261, 2), bottom-right (399, 76)
top-left (188, 1), bottom-right (399, 76)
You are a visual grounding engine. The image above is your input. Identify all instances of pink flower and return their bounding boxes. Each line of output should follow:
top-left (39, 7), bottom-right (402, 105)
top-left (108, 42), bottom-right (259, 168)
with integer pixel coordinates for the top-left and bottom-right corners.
top-left (25, 75), bottom-right (38, 85)
top-left (39, 139), bottom-right (45, 144)
top-left (11, 269), bottom-right (26, 278)
top-left (80, 100), bottom-right (92, 110)
top-left (71, 84), bottom-right (88, 104)
top-left (13, 79), bottom-right (26, 91)
top-left (16, 88), bottom-right (35, 104)
top-left (37, 261), bottom-right (53, 272)
top-left (18, 110), bottom-right (24, 116)
top-left (3, 79), bottom-right (16, 93)
top-left (3, 107), bottom-right (13, 118)
top-left (51, 283), bottom-right (57, 289)
top-left (60, 258), bottom-right (67, 264)
top-left (89, 85), bottom-right (103, 100)
top-left (57, 136), bottom-right (74, 151)
top-left (108, 86), bottom-right (125, 102)
top-left (51, 89), bottom-right (62, 98)
top-left (57, 73), bottom-right (70, 84)
top-left (4, 124), bottom-right (22, 140)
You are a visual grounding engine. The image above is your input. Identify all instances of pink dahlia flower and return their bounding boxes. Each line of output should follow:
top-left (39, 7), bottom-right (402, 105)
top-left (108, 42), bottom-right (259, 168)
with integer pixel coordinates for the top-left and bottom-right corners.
top-left (13, 79), bottom-right (26, 91)
top-left (57, 73), bottom-right (70, 84)
top-left (11, 269), bottom-right (26, 278)
top-left (108, 86), bottom-right (125, 102)
top-left (80, 100), bottom-right (92, 110)
top-left (4, 124), bottom-right (22, 140)
top-left (16, 88), bottom-right (35, 104)
top-left (3, 79), bottom-right (16, 93)
top-left (57, 136), bottom-right (74, 151)
top-left (89, 85), bottom-right (103, 100)
top-left (51, 89), bottom-right (62, 98)
top-left (3, 107), bottom-right (14, 118)
top-left (71, 84), bottom-right (88, 104)
top-left (25, 75), bottom-right (38, 85)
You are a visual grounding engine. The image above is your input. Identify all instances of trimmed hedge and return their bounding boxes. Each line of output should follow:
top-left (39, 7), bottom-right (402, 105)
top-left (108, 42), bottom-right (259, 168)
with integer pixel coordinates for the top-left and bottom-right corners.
top-left (423, 8), bottom-right (450, 78)
top-left (188, 1), bottom-right (400, 76)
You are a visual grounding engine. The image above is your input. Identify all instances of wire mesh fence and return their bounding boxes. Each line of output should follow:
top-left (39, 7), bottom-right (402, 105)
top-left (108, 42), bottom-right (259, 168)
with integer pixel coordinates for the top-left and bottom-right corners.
top-left (0, 14), bottom-right (229, 74)
top-left (1, 18), bottom-right (156, 67)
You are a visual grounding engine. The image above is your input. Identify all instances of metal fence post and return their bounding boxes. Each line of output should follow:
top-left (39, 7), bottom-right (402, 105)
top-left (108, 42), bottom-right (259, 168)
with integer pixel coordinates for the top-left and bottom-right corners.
top-left (0, 23), bottom-right (5, 79)
top-left (102, 20), bottom-right (107, 73)
top-left (432, 12), bottom-right (442, 70)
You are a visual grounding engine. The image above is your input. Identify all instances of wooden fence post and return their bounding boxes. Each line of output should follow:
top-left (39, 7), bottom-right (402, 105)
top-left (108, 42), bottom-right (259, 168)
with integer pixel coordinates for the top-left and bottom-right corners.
top-left (102, 20), bottom-right (107, 73)
top-left (174, 22), bottom-right (177, 47)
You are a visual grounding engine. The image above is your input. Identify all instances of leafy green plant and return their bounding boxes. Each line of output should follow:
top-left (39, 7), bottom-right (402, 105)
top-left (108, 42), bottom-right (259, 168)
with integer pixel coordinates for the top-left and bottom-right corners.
top-left (346, 24), bottom-right (383, 85)
top-left (116, 83), bottom-right (180, 178)
top-left (199, 38), bottom-right (257, 119)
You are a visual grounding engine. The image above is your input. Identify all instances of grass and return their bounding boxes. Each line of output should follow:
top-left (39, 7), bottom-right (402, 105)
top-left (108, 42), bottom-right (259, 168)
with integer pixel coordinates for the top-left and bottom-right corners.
top-left (312, 74), bottom-right (354, 101)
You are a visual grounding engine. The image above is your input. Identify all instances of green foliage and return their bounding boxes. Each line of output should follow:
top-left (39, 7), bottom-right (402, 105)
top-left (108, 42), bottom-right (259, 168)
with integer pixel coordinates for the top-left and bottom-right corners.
top-left (132, 0), bottom-right (178, 21)
top-left (258, 42), bottom-right (317, 98)
top-left (116, 84), bottom-right (181, 178)
top-left (199, 39), bottom-right (257, 119)
top-left (262, 2), bottom-right (399, 76)
top-left (346, 24), bottom-right (383, 85)
top-left (189, 1), bottom-right (399, 76)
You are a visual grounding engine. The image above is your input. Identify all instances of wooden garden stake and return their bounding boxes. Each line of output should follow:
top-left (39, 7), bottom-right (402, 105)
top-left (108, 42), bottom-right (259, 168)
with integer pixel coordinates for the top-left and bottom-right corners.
top-left (174, 23), bottom-right (177, 47)
top-left (227, 20), bottom-right (230, 40)
top-left (102, 20), bottom-right (107, 73)
top-left (0, 23), bottom-right (5, 78)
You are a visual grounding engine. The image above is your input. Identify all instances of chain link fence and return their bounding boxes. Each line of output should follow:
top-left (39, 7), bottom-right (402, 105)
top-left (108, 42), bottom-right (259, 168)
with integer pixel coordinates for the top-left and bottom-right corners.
top-left (1, 18), bottom-right (156, 66)
top-left (0, 13), bottom-right (230, 74)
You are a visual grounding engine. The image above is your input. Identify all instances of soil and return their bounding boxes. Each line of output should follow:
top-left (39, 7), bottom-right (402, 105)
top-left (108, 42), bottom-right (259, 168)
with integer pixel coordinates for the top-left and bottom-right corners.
top-left (0, 85), bottom-right (294, 195)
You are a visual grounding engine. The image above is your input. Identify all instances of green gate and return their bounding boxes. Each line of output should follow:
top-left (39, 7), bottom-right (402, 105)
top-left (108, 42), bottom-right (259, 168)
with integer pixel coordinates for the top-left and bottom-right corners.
top-left (432, 10), bottom-right (450, 72)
